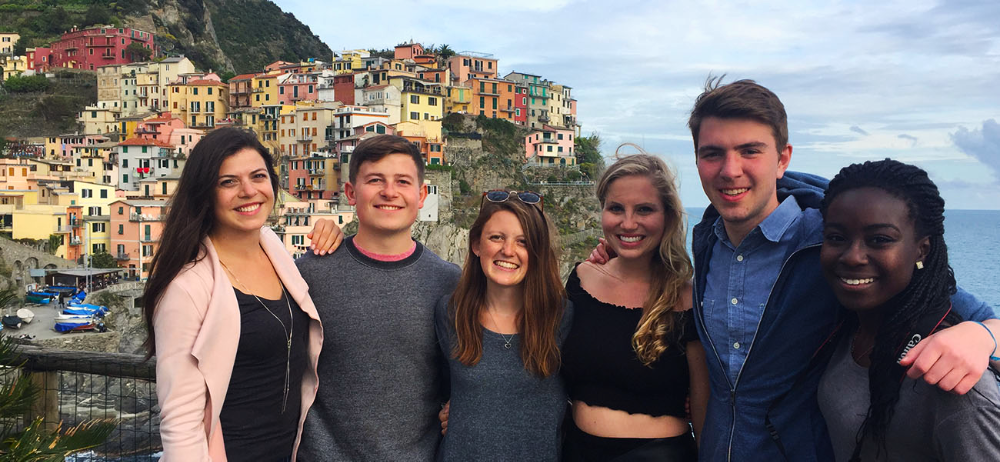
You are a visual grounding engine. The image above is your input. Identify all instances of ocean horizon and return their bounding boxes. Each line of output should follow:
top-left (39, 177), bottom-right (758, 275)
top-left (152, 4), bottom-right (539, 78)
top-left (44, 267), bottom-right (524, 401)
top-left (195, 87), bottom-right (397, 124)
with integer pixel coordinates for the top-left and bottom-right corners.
top-left (683, 208), bottom-right (1000, 310)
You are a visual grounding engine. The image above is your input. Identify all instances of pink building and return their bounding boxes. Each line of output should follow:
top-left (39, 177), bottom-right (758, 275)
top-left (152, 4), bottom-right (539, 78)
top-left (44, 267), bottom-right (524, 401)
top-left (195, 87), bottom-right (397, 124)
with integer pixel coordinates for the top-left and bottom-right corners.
top-left (278, 73), bottom-right (319, 105)
top-left (447, 52), bottom-right (498, 85)
top-left (109, 199), bottom-right (166, 280)
top-left (524, 124), bottom-right (576, 167)
top-left (27, 47), bottom-right (51, 72)
top-left (47, 26), bottom-right (154, 71)
top-left (394, 42), bottom-right (425, 60)
top-left (135, 115), bottom-right (202, 157)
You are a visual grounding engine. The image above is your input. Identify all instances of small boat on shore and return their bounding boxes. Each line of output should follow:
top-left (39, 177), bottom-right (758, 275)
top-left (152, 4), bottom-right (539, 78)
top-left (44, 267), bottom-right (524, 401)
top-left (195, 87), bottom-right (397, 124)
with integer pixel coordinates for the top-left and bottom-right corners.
top-left (17, 308), bottom-right (34, 323)
top-left (26, 291), bottom-right (55, 304)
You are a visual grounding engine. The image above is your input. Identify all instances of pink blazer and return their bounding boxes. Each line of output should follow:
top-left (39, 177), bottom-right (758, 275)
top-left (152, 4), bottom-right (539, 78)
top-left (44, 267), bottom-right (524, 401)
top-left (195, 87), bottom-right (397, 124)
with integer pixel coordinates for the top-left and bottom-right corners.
top-left (153, 227), bottom-right (323, 461)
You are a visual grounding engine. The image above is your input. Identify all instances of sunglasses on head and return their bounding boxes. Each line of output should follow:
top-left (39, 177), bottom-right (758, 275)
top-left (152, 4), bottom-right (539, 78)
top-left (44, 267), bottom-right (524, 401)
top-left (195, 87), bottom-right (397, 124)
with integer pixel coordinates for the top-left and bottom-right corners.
top-left (481, 190), bottom-right (544, 210)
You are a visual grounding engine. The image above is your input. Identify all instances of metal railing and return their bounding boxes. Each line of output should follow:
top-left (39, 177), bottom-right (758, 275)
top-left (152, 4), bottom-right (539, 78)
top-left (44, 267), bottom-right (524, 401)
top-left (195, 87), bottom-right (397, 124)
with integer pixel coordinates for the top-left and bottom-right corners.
top-left (3, 345), bottom-right (161, 460)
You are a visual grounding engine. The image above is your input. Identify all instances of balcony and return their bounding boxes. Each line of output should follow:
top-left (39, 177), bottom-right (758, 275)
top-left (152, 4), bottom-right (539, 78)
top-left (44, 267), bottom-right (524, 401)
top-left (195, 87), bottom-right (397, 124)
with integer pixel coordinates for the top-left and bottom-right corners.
top-left (70, 237), bottom-right (82, 245)
top-left (140, 235), bottom-right (157, 243)
top-left (500, 105), bottom-right (515, 113)
top-left (101, 54), bottom-right (115, 60)
top-left (538, 114), bottom-right (551, 123)
top-left (115, 252), bottom-right (130, 261)
top-left (55, 225), bottom-right (72, 233)
top-left (129, 213), bottom-right (165, 222)
top-left (309, 169), bottom-right (324, 176)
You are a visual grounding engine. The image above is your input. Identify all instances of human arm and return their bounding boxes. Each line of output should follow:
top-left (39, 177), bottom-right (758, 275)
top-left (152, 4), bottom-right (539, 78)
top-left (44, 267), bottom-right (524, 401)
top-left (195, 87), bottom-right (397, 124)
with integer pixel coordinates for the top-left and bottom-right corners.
top-left (306, 219), bottom-right (344, 256)
top-left (899, 288), bottom-right (1000, 394)
top-left (153, 282), bottom-right (213, 461)
top-left (433, 295), bottom-right (453, 435)
top-left (686, 341), bottom-right (709, 446)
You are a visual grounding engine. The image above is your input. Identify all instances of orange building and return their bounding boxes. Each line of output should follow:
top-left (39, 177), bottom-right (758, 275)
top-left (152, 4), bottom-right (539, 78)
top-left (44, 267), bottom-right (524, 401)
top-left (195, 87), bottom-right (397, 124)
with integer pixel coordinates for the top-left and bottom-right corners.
top-left (469, 77), bottom-right (518, 123)
top-left (447, 52), bottom-right (498, 85)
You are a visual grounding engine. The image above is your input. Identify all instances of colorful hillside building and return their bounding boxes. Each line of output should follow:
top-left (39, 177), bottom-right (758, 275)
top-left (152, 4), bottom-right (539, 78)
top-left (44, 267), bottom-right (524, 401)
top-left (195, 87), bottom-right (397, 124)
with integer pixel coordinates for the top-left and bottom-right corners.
top-left (43, 25), bottom-right (155, 71)
top-left (447, 52), bottom-right (498, 85)
top-left (525, 125), bottom-right (576, 167)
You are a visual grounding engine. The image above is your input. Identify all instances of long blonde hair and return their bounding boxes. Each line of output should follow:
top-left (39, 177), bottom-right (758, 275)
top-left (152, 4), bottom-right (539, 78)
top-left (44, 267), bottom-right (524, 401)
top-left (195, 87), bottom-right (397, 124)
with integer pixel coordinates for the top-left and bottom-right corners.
top-left (596, 152), bottom-right (693, 366)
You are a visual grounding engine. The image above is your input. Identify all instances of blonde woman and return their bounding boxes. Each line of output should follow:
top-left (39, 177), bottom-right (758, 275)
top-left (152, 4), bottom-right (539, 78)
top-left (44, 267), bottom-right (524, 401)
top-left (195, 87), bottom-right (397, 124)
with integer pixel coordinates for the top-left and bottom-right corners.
top-left (561, 154), bottom-right (709, 461)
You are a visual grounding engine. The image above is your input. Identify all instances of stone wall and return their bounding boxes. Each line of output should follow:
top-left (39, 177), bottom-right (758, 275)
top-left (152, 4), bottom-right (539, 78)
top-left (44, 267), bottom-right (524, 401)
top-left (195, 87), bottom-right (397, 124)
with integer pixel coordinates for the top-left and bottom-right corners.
top-left (0, 236), bottom-right (74, 295)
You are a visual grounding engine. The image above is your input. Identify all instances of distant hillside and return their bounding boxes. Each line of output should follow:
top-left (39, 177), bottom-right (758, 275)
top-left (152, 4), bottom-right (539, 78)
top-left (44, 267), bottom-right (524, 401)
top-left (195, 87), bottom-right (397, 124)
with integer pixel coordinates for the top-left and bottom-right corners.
top-left (0, 0), bottom-right (332, 74)
top-left (0, 69), bottom-right (95, 138)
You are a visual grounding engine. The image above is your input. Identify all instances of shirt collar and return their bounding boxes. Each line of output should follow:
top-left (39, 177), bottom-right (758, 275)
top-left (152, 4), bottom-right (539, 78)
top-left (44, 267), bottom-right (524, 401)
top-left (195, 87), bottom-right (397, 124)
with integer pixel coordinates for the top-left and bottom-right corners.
top-left (711, 195), bottom-right (801, 246)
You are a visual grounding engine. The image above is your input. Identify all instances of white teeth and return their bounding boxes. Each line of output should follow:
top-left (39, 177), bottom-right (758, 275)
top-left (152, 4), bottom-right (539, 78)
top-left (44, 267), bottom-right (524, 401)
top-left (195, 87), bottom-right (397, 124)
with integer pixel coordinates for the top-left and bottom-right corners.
top-left (722, 188), bottom-right (749, 195)
top-left (841, 277), bottom-right (875, 285)
top-left (495, 261), bottom-right (519, 269)
top-left (377, 205), bottom-right (401, 210)
top-left (236, 203), bottom-right (260, 213)
top-left (620, 235), bottom-right (643, 243)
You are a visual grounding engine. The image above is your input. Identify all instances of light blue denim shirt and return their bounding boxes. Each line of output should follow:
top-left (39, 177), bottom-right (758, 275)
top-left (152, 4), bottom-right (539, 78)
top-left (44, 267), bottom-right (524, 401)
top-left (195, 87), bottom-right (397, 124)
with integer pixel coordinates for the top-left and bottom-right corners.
top-left (702, 195), bottom-right (803, 385)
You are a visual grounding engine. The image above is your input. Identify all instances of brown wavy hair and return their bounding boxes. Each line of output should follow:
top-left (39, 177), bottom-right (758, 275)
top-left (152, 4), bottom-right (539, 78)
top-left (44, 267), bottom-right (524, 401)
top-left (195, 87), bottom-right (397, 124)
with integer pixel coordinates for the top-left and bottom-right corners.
top-left (448, 198), bottom-right (566, 377)
top-left (596, 153), bottom-right (694, 366)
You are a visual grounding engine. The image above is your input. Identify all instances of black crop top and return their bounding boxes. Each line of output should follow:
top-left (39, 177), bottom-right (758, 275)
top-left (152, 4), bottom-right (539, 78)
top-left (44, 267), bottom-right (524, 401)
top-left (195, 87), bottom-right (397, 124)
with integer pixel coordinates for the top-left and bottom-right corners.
top-left (561, 265), bottom-right (698, 417)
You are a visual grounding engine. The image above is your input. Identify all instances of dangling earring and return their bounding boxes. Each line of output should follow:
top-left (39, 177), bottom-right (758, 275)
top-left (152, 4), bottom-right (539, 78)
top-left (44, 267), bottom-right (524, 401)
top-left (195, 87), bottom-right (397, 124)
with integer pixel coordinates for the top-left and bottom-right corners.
top-left (916, 261), bottom-right (924, 270)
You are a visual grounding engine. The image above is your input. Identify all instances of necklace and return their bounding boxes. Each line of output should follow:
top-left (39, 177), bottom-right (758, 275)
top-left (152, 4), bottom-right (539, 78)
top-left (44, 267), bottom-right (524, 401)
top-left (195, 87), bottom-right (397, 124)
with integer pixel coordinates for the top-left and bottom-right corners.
top-left (219, 248), bottom-right (294, 414)
top-left (486, 308), bottom-right (515, 349)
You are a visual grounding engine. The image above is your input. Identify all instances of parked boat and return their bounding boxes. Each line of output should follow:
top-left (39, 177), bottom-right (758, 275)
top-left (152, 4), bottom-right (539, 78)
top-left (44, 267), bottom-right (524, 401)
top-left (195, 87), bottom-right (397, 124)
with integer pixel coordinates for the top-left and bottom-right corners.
top-left (26, 291), bottom-right (55, 304)
top-left (17, 308), bottom-right (34, 324)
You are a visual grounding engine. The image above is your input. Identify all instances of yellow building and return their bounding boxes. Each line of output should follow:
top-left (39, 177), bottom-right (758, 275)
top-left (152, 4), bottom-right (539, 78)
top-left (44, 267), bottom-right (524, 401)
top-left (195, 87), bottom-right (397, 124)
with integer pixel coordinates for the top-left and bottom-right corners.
top-left (1, 55), bottom-right (28, 81)
top-left (251, 74), bottom-right (279, 107)
top-left (79, 101), bottom-right (121, 136)
top-left (12, 204), bottom-right (74, 258)
top-left (393, 76), bottom-right (444, 142)
top-left (168, 78), bottom-right (229, 129)
top-left (0, 33), bottom-right (19, 55)
top-left (333, 49), bottom-right (368, 75)
top-left (67, 180), bottom-right (115, 255)
top-left (445, 85), bottom-right (472, 114)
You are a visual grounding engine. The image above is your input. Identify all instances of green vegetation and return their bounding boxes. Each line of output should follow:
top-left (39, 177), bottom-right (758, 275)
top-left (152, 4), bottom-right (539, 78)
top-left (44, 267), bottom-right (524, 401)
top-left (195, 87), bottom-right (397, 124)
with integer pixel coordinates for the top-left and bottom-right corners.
top-left (90, 251), bottom-right (117, 269)
top-left (206, 0), bottom-right (332, 73)
top-left (575, 134), bottom-right (604, 180)
top-left (0, 69), bottom-right (94, 138)
top-left (3, 74), bottom-right (49, 93)
top-left (47, 234), bottom-right (61, 255)
top-left (125, 42), bottom-right (151, 61)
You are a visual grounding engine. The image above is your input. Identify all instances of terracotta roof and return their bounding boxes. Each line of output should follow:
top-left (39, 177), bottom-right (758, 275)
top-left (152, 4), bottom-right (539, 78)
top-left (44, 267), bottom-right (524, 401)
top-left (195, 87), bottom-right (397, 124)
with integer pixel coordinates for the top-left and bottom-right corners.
top-left (118, 138), bottom-right (173, 148)
top-left (230, 73), bottom-right (257, 81)
top-left (187, 79), bottom-right (225, 86)
top-left (367, 85), bottom-right (388, 90)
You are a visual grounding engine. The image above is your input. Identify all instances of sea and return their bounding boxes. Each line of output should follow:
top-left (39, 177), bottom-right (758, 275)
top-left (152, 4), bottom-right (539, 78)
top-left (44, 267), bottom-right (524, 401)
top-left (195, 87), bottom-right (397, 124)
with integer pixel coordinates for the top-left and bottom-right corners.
top-left (684, 208), bottom-right (1000, 310)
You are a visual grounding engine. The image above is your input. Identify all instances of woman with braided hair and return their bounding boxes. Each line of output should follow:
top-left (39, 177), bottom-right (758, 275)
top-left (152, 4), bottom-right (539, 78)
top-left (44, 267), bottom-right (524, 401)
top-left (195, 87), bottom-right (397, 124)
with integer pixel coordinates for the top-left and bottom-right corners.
top-left (817, 158), bottom-right (1000, 461)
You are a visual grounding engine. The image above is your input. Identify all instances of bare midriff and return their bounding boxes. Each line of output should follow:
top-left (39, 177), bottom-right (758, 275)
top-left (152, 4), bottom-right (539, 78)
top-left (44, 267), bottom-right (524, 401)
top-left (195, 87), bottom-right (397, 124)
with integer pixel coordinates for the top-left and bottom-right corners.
top-left (572, 400), bottom-right (690, 438)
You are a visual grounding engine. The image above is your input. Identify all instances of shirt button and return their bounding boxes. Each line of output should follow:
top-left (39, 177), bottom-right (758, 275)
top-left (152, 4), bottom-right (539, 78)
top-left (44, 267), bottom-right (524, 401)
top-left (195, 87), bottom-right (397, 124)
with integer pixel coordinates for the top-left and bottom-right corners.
top-left (736, 254), bottom-right (744, 262)
top-left (733, 342), bottom-right (741, 349)
top-left (731, 298), bottom-right (738, 305)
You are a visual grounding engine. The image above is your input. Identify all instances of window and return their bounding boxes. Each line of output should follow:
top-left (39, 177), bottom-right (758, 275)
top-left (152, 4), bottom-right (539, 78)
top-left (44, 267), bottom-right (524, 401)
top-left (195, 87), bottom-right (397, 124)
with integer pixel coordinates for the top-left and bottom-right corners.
top-left (480, 97), bottom-right (485, 109)
top-left (410, 111), bottom-right (419, 120)
top-left (118, 206), bottom-right (124, 215)
top-left (292, 235), bottom-right (304, 246)
top-left (280, 87), bottom-right (285, 94)
top-left (117, 244), bottom-right (125, 255)
top-left (93, 243), bottom-right (106, 253)
top-left (123, 174), bottom-right (129, 183)
top-left (193, 88), bottom-right (198, 95)
top-left (92, 223), bottom-right (106, 233)
top-left (428, 97), bottom-right (437, 106)
top-left (207, 88), bottom-right (213, 95)
top-left (558, 133), bottom-right (564, 140)
top-left (410, 95), bottom-right (419, 104)
top-left (424, 113), bottom-right (429, 120)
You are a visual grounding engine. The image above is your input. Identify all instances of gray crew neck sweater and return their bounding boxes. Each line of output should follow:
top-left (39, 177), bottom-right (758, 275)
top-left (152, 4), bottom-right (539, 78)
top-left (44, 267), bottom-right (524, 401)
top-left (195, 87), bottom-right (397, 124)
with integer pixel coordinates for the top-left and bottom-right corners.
top-left (296, 236), bottom-right (461, 462)
top-left (433, 295), bottom-right (573, 462)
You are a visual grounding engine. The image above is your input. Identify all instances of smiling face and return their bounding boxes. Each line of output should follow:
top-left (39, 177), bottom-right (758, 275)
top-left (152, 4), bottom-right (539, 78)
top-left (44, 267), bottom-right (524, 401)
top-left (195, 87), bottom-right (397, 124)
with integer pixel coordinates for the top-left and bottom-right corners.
top-left (696, 117), bottom-right (791, 242)
top-left (820, 187), bottom-right (929, 312)
top-left (345, 152), bottom-right (427, 239)
top-left (213, 147), bottom-right (275, 237)
top-left (472, 210), bottom-right (530, 289)
top-left (601, 174), bottom-right (667, 262)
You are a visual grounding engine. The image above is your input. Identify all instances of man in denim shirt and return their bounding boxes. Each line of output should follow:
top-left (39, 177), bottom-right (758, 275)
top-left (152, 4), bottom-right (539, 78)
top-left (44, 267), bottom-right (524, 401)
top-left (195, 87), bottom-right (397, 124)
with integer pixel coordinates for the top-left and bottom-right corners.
top-left (687, 79), bottom-right (1000, 461)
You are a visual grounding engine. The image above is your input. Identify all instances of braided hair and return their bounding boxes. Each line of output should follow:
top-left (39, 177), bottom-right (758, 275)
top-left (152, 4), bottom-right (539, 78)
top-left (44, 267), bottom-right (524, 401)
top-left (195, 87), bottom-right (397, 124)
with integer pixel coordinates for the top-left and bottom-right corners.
top-left (821, 158), bottom-right (959, 460)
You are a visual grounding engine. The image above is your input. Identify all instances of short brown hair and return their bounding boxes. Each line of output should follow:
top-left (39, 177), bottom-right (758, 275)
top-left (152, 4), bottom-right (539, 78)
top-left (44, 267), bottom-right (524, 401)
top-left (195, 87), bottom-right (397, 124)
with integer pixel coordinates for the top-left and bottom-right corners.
top-left (348, 135), bottom-right (424, 184)
top-left (688, 77), bottom-right (788, 152)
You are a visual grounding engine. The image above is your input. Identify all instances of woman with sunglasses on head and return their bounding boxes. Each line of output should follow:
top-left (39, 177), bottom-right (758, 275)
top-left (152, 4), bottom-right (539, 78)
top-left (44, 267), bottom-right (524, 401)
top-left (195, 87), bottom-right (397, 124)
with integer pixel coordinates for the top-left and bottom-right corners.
top-left (817, 159), bottom-right (1000, 461)
top-left (143, 128), bottom-right (325, 462)
top-left (434, 190), bottom-right (572, 462)
top-left (561, 153), bottom-right (709, 461)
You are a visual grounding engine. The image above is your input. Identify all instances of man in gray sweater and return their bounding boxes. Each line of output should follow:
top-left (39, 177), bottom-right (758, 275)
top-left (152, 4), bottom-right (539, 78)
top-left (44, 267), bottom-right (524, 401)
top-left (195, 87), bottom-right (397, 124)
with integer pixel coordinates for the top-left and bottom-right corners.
top-left (296, 135), bottom-right (461, 461)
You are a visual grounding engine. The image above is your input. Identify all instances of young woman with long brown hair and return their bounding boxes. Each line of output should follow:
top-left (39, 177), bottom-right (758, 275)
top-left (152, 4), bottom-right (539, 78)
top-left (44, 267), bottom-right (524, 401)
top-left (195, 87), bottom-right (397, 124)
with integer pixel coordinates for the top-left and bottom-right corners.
top-left (433, 191), bottom-right (571, 461)
top-left (562, 153), bottom-right (709, 461)
top-left (143, 128), bottom-right (325, 462)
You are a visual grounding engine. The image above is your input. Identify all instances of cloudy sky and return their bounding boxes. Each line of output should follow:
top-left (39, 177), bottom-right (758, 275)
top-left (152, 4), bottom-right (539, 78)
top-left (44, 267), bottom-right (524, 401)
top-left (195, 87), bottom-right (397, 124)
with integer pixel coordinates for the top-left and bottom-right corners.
top-left (275, 0), bottom-right (1000, 209)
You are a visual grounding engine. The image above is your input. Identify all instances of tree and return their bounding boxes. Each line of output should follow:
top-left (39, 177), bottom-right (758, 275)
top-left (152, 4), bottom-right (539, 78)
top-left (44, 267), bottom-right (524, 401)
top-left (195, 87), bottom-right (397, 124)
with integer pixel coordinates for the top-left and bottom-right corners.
top-left (437, 44), bottom-right (456, 61)
top-left (46, 234), bottom-right (62, 255)
top-left (0, 287), bottom-right (117, 460)
top-left (575, 134), bottom-right (605, 180)
top-left (90, 251), bottom-right (118, 269)
top-left (3, 75), bottom-right (50, 93)
top-left (126, 42), bottom-right (152, 62)
top-left (83, 4), bottom-right (112, 27)
top-left (218, 70), bottom-right (236, 83)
